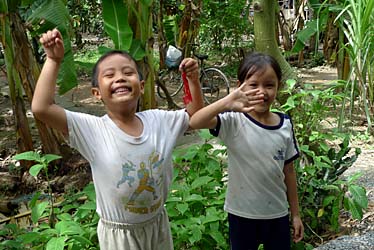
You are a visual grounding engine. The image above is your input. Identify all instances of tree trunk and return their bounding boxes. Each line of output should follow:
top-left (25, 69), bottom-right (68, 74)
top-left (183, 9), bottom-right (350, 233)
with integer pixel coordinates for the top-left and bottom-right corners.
top-left (253, 0), bottom-right (298, 83)
top-left (0, 3), bottom-right (70, 160)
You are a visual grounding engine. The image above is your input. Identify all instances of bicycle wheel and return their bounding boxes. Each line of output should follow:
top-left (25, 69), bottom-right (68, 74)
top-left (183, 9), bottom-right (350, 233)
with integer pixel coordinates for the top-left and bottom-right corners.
top-left (200, 67), bottom-right (230, 104)
top-left (157, 69), bottom-right (183, 99)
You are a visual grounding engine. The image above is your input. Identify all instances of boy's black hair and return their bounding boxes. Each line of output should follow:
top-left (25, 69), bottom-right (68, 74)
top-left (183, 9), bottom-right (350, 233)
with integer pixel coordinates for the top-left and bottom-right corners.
top-left (237, 52), bottom-right (282, 85)
top-left (91, 50), bottom-right (143, 87)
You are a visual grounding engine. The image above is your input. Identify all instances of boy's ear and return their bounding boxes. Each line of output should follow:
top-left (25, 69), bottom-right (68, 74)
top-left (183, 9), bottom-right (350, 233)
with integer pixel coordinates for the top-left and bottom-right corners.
top-left (91, 87), bottom-right (102, 100)
top-left (140, 80), bottom-right (145, 94)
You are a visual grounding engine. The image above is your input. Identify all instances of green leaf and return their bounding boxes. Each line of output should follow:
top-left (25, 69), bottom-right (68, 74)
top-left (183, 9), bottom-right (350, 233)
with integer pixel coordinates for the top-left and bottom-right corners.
top-left (102, 0), bottom-right (133, 50)
top-left (199, 129), bottom-right (214, 140)
top-left (79, 201), bottom-right (97, 210)
top-left (46, 236), bottom-right (66, 250)
top-left (191, 176), bottom-right (213, 189)
top-left (349, 185), bottom-right (368, 209)
top-left (43, 154), bottom-right (62, 164)
top-left (31, 201), bottom-right (49, 224)
top-left (13, 151), bottom-right (40, 162)
top-left (56, 221), bottom-right (84, 236)
top-left (347, 198), bottom-right (363, 220)
top-left (209, 230), bottom-right (226, 246)
top-left (18, 232), bottom-right (40, 244)
top-left (189, 226), bottom-right (202, 244)
top-left (323, 196), bottom-right (336, 207)
top-left (185, 194), bottom-right (205, 202)
top-left (129, 39), bottom-right (146, 61)
top-left (29, 164), bottom-right (44, 177)
top-left (176, 203), bottom-right (188, 215)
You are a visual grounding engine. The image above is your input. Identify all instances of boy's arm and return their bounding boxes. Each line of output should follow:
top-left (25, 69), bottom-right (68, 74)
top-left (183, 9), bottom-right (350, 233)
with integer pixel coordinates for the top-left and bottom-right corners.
top-left (284, 161), bottom-right (304, 243)
top-left (189, 82), bottom-right (264, 129)
top-left (31, 29), bottom-right (68, 135)
top-left (179, 58), bottom-right (204, 117)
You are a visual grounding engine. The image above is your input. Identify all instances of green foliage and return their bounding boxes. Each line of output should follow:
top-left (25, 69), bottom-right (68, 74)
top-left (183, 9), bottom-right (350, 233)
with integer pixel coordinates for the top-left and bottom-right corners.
top-left (334, 0), bottom-right (374, 132)
top-left (25, 0), bottom-right (78, 95)
top-left (278, 81), bottom-right (368, 244)
top-left (2, 152), bottom-right (99, 249)
top-left (102, 0), bottom-right (133, 51)
top-left (0, 183), bottom-right (99, 250)
top-left (199, 0), bottom-right (253, 60)
top-left (166, 130), bottom-right (229, 249)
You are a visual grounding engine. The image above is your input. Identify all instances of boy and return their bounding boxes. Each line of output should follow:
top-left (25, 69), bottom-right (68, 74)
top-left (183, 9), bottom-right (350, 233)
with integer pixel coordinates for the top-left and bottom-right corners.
top-left (32, 28), bottom-right (204, 250)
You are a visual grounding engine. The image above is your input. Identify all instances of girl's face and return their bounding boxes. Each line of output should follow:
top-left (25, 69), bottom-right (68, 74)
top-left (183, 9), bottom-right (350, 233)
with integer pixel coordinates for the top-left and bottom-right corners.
top-left (242, 65), bottom-right (279, 114)
top-left (92, 54), bottom-right (144, 109)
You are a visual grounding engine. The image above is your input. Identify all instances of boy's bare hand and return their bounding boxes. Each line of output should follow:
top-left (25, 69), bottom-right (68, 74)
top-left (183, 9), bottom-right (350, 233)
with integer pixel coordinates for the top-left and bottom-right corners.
top-left (39, 28), bottom-right (64, 63)
top-left (226, 82), bottom-right (264, 113)
top-left (179, 58), bottom-right (199, 83)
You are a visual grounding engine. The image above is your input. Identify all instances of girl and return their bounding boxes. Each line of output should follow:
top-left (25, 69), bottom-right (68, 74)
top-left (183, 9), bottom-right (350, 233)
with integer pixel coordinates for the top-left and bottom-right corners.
top-left (190, 52), bottom-right (304, 250)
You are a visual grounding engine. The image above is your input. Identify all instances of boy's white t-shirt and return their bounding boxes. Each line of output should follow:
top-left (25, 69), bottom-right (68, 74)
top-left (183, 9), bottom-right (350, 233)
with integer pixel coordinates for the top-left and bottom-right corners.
top-left (210, 112), bottom-right (299, 219)
top-left (65, 109), bottom-right (189, 224)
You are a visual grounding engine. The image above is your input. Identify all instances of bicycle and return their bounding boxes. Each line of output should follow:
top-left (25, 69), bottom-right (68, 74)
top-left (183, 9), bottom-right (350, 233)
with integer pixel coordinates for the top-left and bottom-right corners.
top-left (156, 46), bottom-right (230, 104)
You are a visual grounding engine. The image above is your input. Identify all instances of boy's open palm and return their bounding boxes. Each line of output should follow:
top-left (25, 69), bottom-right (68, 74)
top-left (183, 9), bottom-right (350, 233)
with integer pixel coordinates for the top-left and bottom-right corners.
top-left (227, 82), bottom-right (263, 113)
top-left (39, 29), bottom-right (64, 62)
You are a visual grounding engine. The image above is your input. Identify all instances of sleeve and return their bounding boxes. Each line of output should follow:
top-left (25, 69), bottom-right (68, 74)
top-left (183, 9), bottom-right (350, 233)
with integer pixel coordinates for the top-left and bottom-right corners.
top-left (209, 112), bottom-right (238, 141)
top-left (285, 115), bottom-right (300, 165)
top-left (65, 110), bottom-right (100, 162)
top-left (151, 109), bottom-right (189, 137)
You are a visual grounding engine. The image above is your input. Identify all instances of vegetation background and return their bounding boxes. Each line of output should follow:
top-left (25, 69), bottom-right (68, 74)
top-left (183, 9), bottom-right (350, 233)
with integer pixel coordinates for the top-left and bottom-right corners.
top-left (0, 0), bottom-right (373, 249)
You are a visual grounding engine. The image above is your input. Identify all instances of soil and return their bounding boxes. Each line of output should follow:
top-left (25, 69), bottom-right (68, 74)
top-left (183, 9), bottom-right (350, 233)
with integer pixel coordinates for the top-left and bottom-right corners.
top-left (0, 65), bottom-right (373, 244)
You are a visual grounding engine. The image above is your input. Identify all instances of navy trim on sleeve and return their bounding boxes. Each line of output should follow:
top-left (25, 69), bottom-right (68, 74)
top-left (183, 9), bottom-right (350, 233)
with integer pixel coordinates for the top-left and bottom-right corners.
top-left (285, 152), bottom-right (300, 165)
top-left (209, 115), bottom-right (221, 137)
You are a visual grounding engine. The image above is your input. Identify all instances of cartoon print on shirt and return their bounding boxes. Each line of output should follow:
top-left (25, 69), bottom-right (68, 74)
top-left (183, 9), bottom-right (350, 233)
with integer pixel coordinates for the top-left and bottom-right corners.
top-left (273, 148), bottom-right (285, 161)
top-left (121, 151), bottom-right (165, 214)
top-left (116, 160), bottom-right (136, 188)
top-left (127, 162), bottom-right (158, 205)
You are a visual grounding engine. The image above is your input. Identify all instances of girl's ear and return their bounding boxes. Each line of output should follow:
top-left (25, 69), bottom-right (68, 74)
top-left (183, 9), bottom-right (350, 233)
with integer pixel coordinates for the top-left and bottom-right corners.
top-left (91, 87), bottom-right (102, 100)
top-left (236, 80), bottom-right (241, 88)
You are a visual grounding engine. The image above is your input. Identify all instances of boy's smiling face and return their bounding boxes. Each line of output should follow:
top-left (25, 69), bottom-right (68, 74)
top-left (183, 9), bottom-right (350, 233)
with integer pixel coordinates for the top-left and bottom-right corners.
top-left (92, 54), bottom-right (144, 110)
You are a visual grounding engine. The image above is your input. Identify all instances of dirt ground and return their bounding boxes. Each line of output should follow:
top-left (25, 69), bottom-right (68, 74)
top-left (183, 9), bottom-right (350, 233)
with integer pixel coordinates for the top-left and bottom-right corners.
top-left (0, 65), bottom-right (373, 240)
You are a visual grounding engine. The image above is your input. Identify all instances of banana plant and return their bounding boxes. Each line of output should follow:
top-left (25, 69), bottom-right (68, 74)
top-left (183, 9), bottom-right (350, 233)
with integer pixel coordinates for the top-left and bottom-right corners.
top-left (0, 0), bottom-right (73, 160)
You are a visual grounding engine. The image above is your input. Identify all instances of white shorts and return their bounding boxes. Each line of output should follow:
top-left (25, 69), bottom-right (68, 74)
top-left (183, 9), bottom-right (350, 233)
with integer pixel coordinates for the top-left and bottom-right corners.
top-left (97, 207), bottom-right (173, 250)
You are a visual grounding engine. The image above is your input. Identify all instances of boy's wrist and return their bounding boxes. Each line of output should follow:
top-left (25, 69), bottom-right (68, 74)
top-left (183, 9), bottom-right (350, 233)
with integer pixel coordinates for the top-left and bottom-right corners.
top-left (46, 57), bottom-right (63, 65)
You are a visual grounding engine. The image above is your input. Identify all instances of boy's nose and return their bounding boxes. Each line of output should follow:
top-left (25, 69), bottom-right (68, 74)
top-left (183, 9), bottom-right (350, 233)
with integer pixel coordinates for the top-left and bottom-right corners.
top-left (114, 73), bottom-right (126, 83)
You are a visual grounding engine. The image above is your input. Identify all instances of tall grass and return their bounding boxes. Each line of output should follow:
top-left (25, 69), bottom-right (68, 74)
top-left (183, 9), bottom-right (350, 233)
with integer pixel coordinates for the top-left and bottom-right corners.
top-left (335, 0), bottom-right (374, 133)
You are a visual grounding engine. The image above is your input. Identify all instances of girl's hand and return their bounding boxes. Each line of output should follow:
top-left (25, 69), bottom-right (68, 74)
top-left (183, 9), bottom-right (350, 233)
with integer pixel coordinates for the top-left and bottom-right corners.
top-left (39, 28), bottom-right (64, 63)
top-left (225, 82), bottom-right (264, 112)
top-left (292, 215), bottom-right (304, 243)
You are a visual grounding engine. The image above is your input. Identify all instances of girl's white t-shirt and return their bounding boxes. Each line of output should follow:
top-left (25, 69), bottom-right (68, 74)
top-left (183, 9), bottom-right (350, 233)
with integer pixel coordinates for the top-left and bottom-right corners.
top-left (66, 109), bottom-right (189, 224)
top-left (211, 112), bottom-right (299, 219)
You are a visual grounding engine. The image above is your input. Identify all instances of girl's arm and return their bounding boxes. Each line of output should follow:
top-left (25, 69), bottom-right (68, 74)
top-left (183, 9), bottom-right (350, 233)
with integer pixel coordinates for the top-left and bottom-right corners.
top-left (189, 82), bottom-right (264, 129)
top-left (284, 162), bottom-right (304, 243)
top-left (31, 29), bottom-right (68, 135)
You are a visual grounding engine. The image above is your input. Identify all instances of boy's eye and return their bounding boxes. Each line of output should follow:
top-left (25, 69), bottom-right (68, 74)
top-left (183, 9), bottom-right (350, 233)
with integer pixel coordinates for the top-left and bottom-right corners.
top-left (104, 73), bottom-right (114, 78)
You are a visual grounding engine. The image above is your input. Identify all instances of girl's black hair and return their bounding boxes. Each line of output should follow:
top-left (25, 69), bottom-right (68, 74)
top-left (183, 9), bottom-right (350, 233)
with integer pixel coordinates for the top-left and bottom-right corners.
top-left (91, 50), bottom-right (143, 87)
top-left (237, 52), bottom-right (282, 85)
